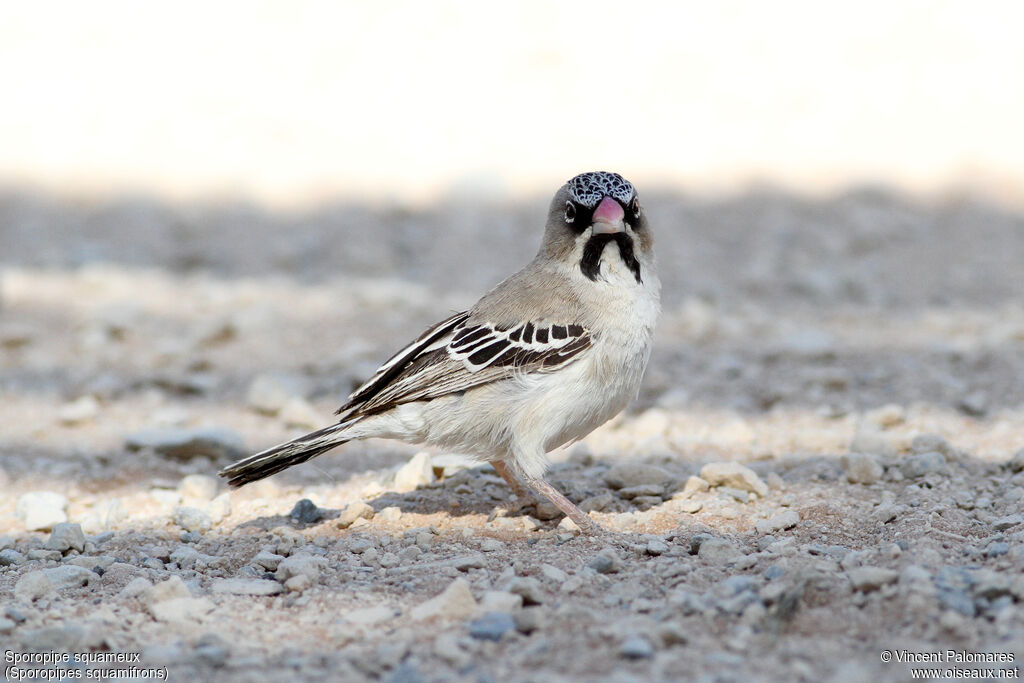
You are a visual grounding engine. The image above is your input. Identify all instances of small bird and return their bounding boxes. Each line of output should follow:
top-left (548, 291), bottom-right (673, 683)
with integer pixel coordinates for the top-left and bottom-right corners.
top-left (220, 171), bottom-right (661, 533)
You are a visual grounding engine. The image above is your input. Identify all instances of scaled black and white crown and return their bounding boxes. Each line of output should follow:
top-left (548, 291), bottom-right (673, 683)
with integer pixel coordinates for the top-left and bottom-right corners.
top-left (567, 171), bottom-right (635, 208)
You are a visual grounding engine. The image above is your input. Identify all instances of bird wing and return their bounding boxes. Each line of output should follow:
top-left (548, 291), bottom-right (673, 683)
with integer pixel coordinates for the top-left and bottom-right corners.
top-left (336, 313), bottom-right (592, 419)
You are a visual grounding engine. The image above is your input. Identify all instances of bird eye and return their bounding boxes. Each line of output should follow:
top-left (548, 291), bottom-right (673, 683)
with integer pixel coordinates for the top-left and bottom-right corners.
top-left (564, 201), bottom-right (576, 223)
top-left (630, 197), bottom-right (640, 216)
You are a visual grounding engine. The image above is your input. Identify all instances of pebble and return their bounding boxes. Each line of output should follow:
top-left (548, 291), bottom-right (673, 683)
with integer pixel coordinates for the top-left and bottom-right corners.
top-left (902, 451), bottom-right (946, 478)
top-left (150, 597), bottom-right (215, 623)
top-left (506, 577), bottom-right (544, 605)
top-left (478, 591), bottom-right (523, 613)
top-left (378, 506), bottom-right (403, 523)
top-left (125, 427), bottom-right (246, 460)
top-left (698, 538), bottom-right (742, 564)
top-left (699, 462), bottom-right (769, 497)
top-left (754, 510), bottom-right (801, 535)
top-left (253, 550), bottom-right (286, 571)
top-left (840, 453), bottom-right (883, 485)
top-left (513, 606), bottom-right (546, 633)
top-left (289, 498), bottom-right (325, 524)
top-left (619, 634), bottom-right (654, 659)
top-left (46, 522), bottom-right (86, 553)
top-left (57, 395), bottom-right (100, 425)
top-left (211, 578), bottom-right (284, 596)
top-left (179, 474), bottom-right (219, 503)
top-left (337, 501), bottom-right (375, 528)
top-left (679, 475), bottom-right (710, 497)
top-left (450, 553), bottom-right (486, 571)
top-left (275, 554), bottom-right (326, 588)
top-left (587, 550), bottom-right (622, 574)
top-left (579, 493), bottom-right (614, 512)
top-left (0, 618), bottom-right (14, 635)
top-left (618, 484), bottom-right (666, 500)
top-left (717, 486), bottom-right (750, 503)
top-left (411, 578), bottom-right (477, 621)
top-left (991, 515), bottom-right (1023, 531)
top-left (847, 566), bottom-right (899, 592)
top-left (479, 539), bottom-right (505, 553)
top-left (1005, 449), bottom-right (1024, 473)
top-left (0, 549), bottom-right (25, 566)
top-left (676, 499), bottom-right (703, 513)
top-left (645, 539), bottom-right (669, 555)
top-left (44, 565), bottom-right (96, 590)
top-left (540, 564), bottom-right (569, 584)
top-left (434, 632), bottom-right (472, 668)
top-left (468, 612), bottom-right (516, 641)
top-left (172, 506), bottom-right (213, 532)
top-left (958, 391), bottom-right (988, 416)
top-left (14, 571), bottom-right (55, 601)
top-left (985, 542), bottom-right (1010, 558)
top-left (15, 491), bottom-right (69, 531)
top-left (394, 452), bottom-right (436, 492)
top-left (246, 373), bottom-right (307, 415)
top-left (603, 463), bottom-right (671, 490)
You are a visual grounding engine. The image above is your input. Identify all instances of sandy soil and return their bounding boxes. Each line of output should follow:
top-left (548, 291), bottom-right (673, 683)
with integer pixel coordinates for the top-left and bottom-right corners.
top-left (1, 186), bottom-right (1023, 682)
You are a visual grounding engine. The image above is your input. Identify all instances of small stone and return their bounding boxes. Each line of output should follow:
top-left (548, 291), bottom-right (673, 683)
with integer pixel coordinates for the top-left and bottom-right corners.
top-left (986, 542), bottom-right (1010, 558)
top-left (15, 491), bottom-right (69, 531)
top-left (958, 391), bottom-right (988, 416)
top-left (557, 517), bottom-right (580, 532)
top-left (679, 476), bottom-right (710, 497)
top-left (284, 575), bottom-right (313, 592)
top-left (411, 578), bottom-right (477, 621)
top-left (506, 577), bottom-right (544, 605)
top-left (144, 576), bottom-right (192, 605)
top-left (587, 550), bottom-right (622, 574)
top-left (125, 427), bottom-right (246, 460)
top-left (434, 632), bottom-right (472, 668)
top-left (58, 395), bottom-right (100, 425)
top-left (619, 634), bottom-right (654, 659)
top-left (533, 500), bottom-right (561, 520)
top-left (118, 577), bottom-right (152, 599)
top-left (1005, 449), bottom-right (1024, 473)
top-left (618, 484), bottom-right (666, 500)
top-left (850, 424), bottom-right (898, 458)
top-left (253, 550), bottom-right (285, 571)
top-left (178, 474), bottom-right (219, 503)
top-left (336, 501), bottom-right (375, 528)
top-left (172, 506), bottom-right (212, 532)
top-left (676, 499), bottom-right (703, 513)
top-left (698, 538), bottom-right (742, 565)
top-left (840, 453), bottom-right (883, 485)
top-left (478, 591), bottom-right (523, 613)
top-left (699, 462), bottom-right (768, 497)
top-left (211, 578), bottom-right (283, 596)
top-left (46, 522), bottom-right (86, 553)
top-left (540, 564), bottom-right (569, 584)
top-left (513, 606), bottom-right (546, 633)
top-left (150, 597), bottom-right (214, 623)
top-left (754, 510), bottom-right (800, 535)
top-left (206, 492), bottom-right (232, 524)
top-left (645, 540), bottom-right (669, 555)
top-left (901, 451), bottom-right (946, 479)
top-left (275, 553), bottom-right (325, 585)
top-left (14, 571), bottom-right (54, 602)
top-left (0, 549), bottom-right (25, 566)
top-left (0, 618), bottom-right (14, 635)
top-left (847, 566), bottom-right (899, 592)
top-left (246, 373), bottom-right (306, 415)
top-left (717, 486), bottom-right (749, 503)
top-left (378, 506), bottom-right (403, 523)
top-left (991, 515), bottom-right (1023, 531)
top-left (579, 493), bottom-right (614, 512)
top-left (394, 452), bottom-right (436, 492)
top-left (379, 552), bottom-right (401, 568)
top-left (288, 498), bottom-right (324, 524)
top-left (44, 565), bottom-right (96, 590)
top-left (468, 612), bottom-right (516, 641)
top-left (603, 463), bottom-right (671, 490)
top-left (479, 539), bottom-right (505, 553)
top-left (450, 553), bottom-right (486, 571)
top-left (865, 404), bottom-right (905, 428)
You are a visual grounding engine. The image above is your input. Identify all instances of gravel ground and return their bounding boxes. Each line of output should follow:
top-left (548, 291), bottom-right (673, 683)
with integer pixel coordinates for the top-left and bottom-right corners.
top-left (1, 186), bottom-right (1023, 682)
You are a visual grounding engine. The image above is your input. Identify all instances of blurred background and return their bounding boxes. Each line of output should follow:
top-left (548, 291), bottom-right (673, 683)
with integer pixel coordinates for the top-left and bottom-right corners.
top-left (1, 0), bottom-right (1023, 477)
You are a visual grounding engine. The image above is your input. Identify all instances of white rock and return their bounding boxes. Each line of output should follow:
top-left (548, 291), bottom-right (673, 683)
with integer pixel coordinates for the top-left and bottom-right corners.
top-left (246, 373), bottom-right (306, 415)
top-left (336, 501), bottom-right (375, 528)
top-left (411, 578), bottom-right (477, 621)
top-left (144, 576), bottom-right (192, 606)
top-left (394, 452), bottom-right (436, 492)
top-left (754, 510), bottom-right (800, 535)
top-left (57, 395), bottom-right (100, 425)
top-left (79, 499), bottom-right (128, 534)
top-left (172, 506), bottom-right (212, 532)
top-left (275, 553), bottom-right (325, 584)
top-left (478, 590), bottom-right (523, 613)
top-left (840, 453), bottom-right (883, 485)
top-left (284, 575), bottom-right (313, 593)
top-left (378, 506), bottom-right (403, 522)
top-left (847, 566), bottom-right (899, 592)
top-left (699, 462), bottom-right (768, 497)
top-left (343, 605), bottom-right (397, 625)
top-left (178, 474), bottom-right (218, 503)
top-left (149, 597), bottom-right (214, 623)
top-left (118, 577), bottom-right (152, 599)
top-left (206, 493), bottom-right (232, 524)
top-left (678, 476), bottom-right (710, 497)
top-left (14, 571), bottom-right (55, 602)
top-left (46, 523), bottom-right (86, 552)
top-left (279, 397), bottom-right (322, 429)
top-left (15, 492), bottom-right (69, 531)
top-left (540, 564), bottom-right (569, 584)
top-left (44, 565), bottom-right (96, 590)
top-left (252, 550), bottom-right (285, 571)
top-left (210, 578), bottom-right (283, 596)
top-left (698, 538), bottom-right (742, 564)
top-left (603, 463), bottom-right (670, 490)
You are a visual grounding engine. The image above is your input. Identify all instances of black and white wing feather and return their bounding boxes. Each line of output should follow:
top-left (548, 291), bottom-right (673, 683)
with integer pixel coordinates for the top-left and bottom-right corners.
top-left (335, 314), bottom-right (591, 419)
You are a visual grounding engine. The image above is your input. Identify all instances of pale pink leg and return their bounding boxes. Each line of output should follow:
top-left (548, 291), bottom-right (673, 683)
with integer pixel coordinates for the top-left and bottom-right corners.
top-left (522, 476), bottom-right (604, 534)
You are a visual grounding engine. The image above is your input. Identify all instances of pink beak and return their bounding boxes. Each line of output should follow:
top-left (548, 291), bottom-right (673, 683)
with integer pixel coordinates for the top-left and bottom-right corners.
top-left (591, 196), bottom-right (625, 234)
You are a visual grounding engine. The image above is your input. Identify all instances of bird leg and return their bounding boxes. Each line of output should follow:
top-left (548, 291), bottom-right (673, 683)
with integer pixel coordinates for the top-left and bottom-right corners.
top-left (491, 460), bottom-right (528, 499)
top-left (521, 476), bottom-right (604, 534)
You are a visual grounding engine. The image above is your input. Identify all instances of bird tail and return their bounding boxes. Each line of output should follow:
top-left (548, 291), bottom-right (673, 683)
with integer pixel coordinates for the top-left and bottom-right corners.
top-left (219, 421), bottom-right (354, 488)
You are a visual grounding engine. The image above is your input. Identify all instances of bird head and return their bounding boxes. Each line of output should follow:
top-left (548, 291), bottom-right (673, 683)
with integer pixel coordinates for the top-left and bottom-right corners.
top-left (540, 171), bottom-right (652, 284)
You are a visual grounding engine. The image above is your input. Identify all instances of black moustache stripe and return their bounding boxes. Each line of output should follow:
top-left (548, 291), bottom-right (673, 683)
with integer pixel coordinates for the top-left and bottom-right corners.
top-left (580, 232), bottom-right (642, 283)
